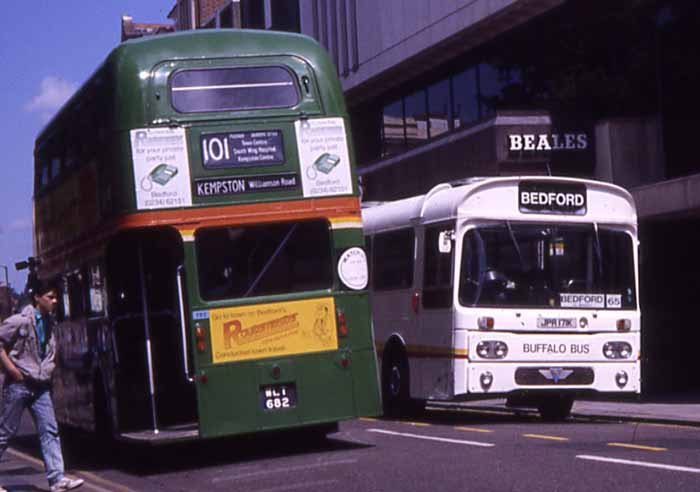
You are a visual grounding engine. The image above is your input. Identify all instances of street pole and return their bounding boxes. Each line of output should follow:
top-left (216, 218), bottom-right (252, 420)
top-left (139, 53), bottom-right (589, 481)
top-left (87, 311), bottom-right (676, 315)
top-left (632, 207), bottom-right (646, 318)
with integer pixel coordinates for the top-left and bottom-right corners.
top-left (0, 265), bottom-right (9, 319)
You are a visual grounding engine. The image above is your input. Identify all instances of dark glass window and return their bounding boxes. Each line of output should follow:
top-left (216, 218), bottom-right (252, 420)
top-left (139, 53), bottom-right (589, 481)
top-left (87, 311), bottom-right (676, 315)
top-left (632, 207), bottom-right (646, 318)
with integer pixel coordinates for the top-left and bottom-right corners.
top-left (196, 220), bottom-right (333, 301)
top-left (372, 229), bottom-right (414, 291)
top-left (427, 79), bottom-right (451, 138)
top-left (271, 0), bottom-right (300, 32)
top-left (67, 272), bottom-right (86, 319)
top-left (381, 100), bottom-right (405, 158)
top-left (50, 157), bottom-right (61, 181)
top-left (241, 0), bottom-right (265, 29)
top-left (451, 67), bottom-right (479, 129)
top-left (478, 63), bottom-right (522, 117)
top-left (404, 90), bottom-right (428, 148)
top-left (423, 224), bottom-right (454, 309)
top-left (219, 5), bottom-right (234, 28)
top-left (170, 67), bottom-right (299, 113)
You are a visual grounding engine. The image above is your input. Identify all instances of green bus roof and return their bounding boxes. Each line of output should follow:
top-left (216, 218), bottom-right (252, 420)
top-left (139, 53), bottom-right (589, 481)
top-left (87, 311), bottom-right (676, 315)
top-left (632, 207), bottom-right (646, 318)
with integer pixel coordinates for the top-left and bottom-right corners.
top-left (37, 29), bottom-right (345, 143)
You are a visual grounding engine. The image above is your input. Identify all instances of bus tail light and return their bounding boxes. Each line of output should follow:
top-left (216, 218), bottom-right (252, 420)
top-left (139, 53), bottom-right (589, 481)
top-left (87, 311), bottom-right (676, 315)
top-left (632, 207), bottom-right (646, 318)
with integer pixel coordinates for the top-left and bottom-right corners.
top-left (411, 291), bottom-right (420, 315)
top-left (195, 323), bottom-right (206, 353)
top-left (617, 319), bottom-right (631, 332)
top-left (478, 317), bottom-right (494, 330)
top-left (336, 309), bottom-right (348, 337)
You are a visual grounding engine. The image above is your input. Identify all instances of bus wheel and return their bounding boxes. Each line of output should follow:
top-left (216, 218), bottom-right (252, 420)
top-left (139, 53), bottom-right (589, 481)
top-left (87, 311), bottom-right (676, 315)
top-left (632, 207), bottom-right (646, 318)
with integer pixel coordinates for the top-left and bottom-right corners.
top-left (537, 395), bottom-right (574, 421)
top-left (382, 351), bottom-right (409, 416)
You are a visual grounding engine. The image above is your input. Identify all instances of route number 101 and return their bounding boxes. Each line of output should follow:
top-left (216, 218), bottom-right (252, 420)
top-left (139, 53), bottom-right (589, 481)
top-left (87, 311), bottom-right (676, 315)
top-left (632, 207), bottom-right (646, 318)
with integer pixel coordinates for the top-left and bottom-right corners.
top-left (202, 136), bottom-right (231, 163)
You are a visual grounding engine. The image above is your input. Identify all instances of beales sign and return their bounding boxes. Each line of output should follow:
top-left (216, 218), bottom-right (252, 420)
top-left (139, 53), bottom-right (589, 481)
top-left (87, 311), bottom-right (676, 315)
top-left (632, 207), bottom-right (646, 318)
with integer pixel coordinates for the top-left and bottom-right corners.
top-left (508, 133), bottom-right (589, 152)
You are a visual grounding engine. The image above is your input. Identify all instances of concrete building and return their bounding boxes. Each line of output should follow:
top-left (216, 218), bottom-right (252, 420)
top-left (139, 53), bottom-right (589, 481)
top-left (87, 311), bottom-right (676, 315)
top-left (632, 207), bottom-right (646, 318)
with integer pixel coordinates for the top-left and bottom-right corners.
top-left (164, 0), bottom-right (699, 395)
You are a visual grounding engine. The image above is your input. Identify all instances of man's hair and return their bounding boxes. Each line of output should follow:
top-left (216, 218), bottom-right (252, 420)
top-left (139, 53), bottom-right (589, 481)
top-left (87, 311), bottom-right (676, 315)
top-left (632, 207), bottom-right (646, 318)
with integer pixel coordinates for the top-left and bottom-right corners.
top-left (30, 278), bottom-right (60, 301)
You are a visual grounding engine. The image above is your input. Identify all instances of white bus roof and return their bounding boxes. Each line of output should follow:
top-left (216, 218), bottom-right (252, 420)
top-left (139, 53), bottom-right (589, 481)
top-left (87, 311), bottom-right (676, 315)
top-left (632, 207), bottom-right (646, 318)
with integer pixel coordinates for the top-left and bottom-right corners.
top-left (361, 176), bottom-right (637, 233)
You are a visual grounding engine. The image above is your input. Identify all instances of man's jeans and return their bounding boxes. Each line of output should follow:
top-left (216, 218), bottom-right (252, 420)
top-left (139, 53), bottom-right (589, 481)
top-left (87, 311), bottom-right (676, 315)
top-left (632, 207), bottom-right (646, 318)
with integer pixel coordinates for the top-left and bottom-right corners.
top-left (0, 381), bottom-right (65, 485)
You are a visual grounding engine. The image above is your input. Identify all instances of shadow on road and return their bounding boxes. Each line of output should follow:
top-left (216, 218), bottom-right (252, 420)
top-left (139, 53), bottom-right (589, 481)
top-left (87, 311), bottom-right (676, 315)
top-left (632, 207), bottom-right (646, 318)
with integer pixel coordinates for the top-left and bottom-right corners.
top-left (10, 426), bottom-right (372, 477)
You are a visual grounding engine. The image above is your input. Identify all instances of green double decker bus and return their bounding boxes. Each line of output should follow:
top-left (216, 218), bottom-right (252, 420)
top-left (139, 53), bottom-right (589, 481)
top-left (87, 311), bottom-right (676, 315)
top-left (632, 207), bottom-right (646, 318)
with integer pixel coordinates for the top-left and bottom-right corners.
top-left (31, 29), bottom-right (380, 443)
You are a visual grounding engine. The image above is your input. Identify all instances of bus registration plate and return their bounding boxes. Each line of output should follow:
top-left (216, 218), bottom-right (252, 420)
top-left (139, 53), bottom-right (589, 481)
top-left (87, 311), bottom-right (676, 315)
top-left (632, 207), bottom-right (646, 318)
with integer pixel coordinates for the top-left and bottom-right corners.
top-left (260, 383), bottom-right (297, 411)
top-left (537, 317), bottom-right (576, 329)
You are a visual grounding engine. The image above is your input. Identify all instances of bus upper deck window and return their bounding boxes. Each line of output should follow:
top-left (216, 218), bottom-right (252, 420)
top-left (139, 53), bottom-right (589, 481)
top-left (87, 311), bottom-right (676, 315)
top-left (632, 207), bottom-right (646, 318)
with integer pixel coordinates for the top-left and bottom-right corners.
top-left (170, 66), bottom-right (300, 113)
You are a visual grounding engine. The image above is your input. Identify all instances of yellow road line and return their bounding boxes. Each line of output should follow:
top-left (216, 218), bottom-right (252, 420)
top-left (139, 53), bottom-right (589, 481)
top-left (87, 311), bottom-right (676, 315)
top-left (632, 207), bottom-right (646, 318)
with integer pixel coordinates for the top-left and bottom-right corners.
top-left (455, 426), bottom-right (494, 434)
top-left (78, 470), bottom-right (138, 492)
top-left (429, 407), bottom-right (511, 417)
top-left (7, 448), bottom-right (135, 492)
top-left (523, 433), bottom-right (570, 442)
top-left (359, 417), bottom-right (379, 422)
top-left (608, 442), bottom-right (667, 452)
top-left (404, 421), bottom-right (430, 427)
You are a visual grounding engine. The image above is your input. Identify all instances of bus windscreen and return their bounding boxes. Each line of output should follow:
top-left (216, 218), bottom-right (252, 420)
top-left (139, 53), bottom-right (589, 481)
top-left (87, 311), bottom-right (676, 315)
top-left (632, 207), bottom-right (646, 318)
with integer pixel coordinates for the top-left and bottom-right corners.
top-left (459, 224), bottom-right (636, 309)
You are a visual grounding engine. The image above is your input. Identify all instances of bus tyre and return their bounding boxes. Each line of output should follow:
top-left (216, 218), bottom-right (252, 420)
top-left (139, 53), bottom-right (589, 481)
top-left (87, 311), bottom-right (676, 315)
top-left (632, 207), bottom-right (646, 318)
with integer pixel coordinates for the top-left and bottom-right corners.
top-left (537, 395), bottom-right (574, 421)
top-left (382, 351), bottom-right (410, 417)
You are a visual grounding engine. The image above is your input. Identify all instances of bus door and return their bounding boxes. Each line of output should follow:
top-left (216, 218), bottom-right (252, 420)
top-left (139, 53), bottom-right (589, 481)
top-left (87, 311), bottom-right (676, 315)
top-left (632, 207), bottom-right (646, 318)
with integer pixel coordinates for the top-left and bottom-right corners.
top-left (418, 223), bottom-right (456, 398)
top-left (106, 228), bottom-right (197, 435)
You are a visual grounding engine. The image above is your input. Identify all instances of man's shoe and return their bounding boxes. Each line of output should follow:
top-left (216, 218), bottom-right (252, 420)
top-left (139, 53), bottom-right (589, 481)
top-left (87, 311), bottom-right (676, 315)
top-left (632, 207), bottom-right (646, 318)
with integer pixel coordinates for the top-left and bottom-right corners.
top-left (50, 477), bottom-right (85, 492)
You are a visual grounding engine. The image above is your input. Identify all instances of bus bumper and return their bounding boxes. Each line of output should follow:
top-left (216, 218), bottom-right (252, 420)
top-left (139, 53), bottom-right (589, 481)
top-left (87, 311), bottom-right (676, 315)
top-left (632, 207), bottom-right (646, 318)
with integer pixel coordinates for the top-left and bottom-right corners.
top-left (461, 361), bottom-right (641, 395)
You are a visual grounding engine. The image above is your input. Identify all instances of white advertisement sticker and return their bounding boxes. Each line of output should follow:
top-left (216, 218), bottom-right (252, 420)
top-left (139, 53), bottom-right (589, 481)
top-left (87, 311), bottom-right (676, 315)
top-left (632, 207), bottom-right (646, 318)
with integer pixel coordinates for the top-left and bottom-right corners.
top-left (295, 118), bottom-right (352, 198)
top-left (337, 247), bottom-right (368, 290)
top-left (130, 127), bottom-right (192, 210)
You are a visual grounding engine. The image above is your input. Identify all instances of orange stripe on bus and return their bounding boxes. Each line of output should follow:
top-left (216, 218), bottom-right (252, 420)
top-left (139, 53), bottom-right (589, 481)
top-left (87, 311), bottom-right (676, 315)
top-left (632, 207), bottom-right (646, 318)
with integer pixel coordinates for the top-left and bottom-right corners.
top-left (38, 196), bottom-right (360, 270)
top-left (374, 342), bottom-right (468, 360)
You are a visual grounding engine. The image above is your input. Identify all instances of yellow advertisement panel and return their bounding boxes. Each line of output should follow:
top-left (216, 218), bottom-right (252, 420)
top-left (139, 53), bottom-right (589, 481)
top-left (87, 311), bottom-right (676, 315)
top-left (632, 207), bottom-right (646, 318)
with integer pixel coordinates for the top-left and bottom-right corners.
top-left (209, 297), bottom-right (338, 364)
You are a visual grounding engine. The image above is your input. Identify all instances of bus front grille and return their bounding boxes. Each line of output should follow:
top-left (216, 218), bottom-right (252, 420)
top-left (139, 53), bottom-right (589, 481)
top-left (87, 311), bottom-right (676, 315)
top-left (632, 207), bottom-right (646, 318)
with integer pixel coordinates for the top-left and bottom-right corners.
top-left (515, 367), bottom-right (594, 386)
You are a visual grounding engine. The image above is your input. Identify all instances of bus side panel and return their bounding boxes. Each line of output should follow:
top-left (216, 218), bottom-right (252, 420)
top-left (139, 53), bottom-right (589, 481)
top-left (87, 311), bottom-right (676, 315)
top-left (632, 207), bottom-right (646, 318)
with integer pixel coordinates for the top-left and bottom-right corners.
top-left (350, 348), bottom-right (382, 417)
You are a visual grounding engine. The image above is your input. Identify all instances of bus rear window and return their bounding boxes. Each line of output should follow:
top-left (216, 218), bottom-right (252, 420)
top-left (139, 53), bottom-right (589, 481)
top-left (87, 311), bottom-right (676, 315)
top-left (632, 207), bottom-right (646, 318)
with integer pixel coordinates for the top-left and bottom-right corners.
top-left (170, 66), bottom-right (299, 113)
top-left (196, 219), bottom-right (332, 301)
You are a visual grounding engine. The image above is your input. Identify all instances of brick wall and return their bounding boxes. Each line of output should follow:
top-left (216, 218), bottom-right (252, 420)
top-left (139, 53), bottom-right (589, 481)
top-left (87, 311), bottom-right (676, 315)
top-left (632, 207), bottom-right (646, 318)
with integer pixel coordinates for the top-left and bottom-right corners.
top-left (198, 0), bottom-right (230, 26)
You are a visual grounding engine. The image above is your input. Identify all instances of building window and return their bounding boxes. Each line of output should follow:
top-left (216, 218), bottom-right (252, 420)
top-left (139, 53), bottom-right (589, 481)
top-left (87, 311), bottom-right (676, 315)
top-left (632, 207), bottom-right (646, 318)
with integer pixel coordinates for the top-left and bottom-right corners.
top-left (427, 79), bottom-right (451, 139)
top-left (241, 0), bottom-right (265, 29)
top-left (478, 63), bottom-right (521, 117)
top-left (381, 100), bottom-right (405, 158)
top-left (451, 67), bottom-right (479, 129)
top-left (219, 4), bottom-right (234, 28)
top-left (271, 0), bottom-right (300, 32)
top-left (404, 90), bottom-right (427, 149)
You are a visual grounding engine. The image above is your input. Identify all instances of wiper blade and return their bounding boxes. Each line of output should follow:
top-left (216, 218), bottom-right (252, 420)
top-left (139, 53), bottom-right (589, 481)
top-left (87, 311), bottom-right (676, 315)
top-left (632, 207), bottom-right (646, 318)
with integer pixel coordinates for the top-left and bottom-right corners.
top-left (505, 220), bottom-right (525, 270)
top-left (593, 222), bottom-right (603, 278)
top-left (244, 224), bottom-right (299, 297)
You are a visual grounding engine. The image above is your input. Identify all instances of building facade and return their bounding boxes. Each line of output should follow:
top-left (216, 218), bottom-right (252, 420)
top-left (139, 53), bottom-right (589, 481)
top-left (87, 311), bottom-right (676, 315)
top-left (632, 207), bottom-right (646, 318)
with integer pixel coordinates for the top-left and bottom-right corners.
top-left (164, 0), bottom-right (699, 394)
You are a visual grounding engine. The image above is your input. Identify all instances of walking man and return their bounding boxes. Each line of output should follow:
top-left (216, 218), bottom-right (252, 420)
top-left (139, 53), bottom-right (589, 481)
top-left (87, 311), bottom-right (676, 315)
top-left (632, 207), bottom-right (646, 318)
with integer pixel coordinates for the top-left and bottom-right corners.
top-left (0, 279), bottom-right (84, 491)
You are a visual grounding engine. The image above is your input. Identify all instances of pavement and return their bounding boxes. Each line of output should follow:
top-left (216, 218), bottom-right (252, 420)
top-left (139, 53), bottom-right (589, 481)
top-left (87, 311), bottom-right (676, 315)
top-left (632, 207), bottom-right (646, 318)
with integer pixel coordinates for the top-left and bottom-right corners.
top-left (443, 394), bottom-right (700, 427)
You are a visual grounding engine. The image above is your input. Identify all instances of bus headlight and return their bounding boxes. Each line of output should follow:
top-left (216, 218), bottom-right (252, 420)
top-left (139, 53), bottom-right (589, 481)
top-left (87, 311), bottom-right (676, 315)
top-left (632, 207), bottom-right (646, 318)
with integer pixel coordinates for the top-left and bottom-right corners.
top-left (476, 341), bottom-right (508, 359)
top-left (603, 342), bottom-right (633, 359)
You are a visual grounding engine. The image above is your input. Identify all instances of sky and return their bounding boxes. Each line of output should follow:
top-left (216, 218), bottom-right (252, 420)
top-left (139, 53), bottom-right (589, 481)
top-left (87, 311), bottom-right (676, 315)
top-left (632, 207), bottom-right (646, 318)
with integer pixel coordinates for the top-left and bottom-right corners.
top-left (0, 1), bottom-right (175, 291)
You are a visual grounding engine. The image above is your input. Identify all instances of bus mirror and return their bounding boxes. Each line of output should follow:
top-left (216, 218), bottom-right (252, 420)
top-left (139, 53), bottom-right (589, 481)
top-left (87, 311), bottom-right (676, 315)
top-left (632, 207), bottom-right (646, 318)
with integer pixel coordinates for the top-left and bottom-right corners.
top-left (438, 230), bottom-right (454, 254)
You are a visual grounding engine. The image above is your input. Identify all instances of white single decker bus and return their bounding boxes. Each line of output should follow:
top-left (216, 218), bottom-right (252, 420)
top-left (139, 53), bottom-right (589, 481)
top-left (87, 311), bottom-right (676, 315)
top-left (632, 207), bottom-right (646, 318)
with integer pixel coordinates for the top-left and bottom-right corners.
top-left (363, 177), bottom-right (640, 419)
